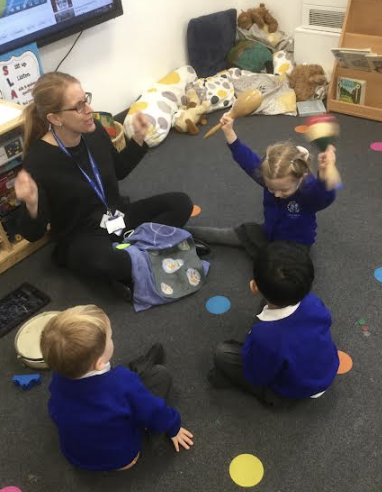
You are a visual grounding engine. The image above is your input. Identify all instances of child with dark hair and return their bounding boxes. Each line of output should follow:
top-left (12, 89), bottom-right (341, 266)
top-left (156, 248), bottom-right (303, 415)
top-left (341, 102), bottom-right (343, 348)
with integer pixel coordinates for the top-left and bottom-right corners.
top-left (208, 241), bottom-right (339, 404)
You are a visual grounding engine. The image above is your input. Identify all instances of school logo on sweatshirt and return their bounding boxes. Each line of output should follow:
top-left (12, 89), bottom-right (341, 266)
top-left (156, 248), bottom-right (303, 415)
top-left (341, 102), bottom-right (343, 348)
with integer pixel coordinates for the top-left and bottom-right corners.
top-left (287, 201), bottom-right (300, 214)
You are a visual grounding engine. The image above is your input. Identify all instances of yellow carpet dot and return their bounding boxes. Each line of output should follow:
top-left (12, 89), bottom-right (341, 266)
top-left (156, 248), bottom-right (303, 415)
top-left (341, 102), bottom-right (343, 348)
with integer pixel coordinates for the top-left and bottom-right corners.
top-left (229, 454), bottom-right (264, 487)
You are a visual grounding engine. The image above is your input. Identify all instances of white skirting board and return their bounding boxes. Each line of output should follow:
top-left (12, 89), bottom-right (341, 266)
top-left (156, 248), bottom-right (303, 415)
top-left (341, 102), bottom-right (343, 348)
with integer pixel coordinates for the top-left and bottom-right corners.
top-left (294, 26), bottom-right (341, 74)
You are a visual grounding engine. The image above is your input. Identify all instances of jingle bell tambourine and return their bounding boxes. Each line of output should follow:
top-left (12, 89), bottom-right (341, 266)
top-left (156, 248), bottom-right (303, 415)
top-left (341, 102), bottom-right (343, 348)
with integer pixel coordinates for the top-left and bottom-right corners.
top-left (14, 311), bottom-right (60, 369)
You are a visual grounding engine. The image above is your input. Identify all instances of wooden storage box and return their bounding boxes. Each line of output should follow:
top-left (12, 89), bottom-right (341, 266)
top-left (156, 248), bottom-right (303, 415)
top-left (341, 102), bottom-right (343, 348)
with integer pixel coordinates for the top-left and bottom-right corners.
top-left (327, 0), bottom-right (382, 121)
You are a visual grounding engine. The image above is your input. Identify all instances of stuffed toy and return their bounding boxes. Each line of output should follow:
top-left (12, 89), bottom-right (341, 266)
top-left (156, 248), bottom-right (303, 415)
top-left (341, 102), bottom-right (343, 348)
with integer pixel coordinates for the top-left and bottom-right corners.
top-left (288, 64), bottom-right (327, 101)
top-left (173, 88), bottom-right (210, 134)
top-left (238, 3), bottom-right (278, 33)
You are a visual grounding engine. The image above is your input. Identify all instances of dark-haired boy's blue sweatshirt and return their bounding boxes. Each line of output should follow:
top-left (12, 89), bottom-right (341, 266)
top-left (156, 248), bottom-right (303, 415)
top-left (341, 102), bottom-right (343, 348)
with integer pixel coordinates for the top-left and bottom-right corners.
top-left (242, 293), bottom-right (339, 398)
top-left (48, 366), bottom-right (181, 471)
top-left (228, 139), bottom-right (337, 244)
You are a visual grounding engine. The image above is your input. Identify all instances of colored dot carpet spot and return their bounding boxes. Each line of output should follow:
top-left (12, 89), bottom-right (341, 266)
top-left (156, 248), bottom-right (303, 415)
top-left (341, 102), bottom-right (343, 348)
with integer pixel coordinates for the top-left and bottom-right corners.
top-left (337, 350), bottom-right (353, 374)
top-left (374, 267), bottom-right (382, 282)
top-left (370, 142), bottom-right (382, 152)
top-left (206, 296), bottom-right (231, 314)
top-left (229, 454), bottom-right (264, 487)
top-left (191, 205), bottom-right (201, 217)
top-left (295, 125), bottom-right (308, 133)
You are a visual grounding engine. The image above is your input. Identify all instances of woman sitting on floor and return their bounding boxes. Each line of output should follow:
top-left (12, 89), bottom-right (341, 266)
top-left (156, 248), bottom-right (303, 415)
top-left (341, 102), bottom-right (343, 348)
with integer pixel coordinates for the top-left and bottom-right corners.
top-left (16, 72), bottom-right (193, 296)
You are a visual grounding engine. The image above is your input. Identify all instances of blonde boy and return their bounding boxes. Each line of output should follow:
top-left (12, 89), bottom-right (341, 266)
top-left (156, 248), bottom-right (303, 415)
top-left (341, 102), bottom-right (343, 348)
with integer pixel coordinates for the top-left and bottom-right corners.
top-left (41, 305), bottom-right (193, 471)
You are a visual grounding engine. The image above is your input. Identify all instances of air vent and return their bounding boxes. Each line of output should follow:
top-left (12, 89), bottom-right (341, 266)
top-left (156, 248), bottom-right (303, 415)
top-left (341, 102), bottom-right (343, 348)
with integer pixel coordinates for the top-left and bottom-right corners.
top-left (309, 8), bottom-right (344, 28)
top-left (302, 5), bottom-right (345, 33)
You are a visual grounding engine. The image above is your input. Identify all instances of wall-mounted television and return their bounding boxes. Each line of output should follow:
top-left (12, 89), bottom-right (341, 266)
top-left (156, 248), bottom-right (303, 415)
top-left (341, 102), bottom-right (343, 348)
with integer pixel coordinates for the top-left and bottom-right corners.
top-left (0, 0), bottom-right (123, 56)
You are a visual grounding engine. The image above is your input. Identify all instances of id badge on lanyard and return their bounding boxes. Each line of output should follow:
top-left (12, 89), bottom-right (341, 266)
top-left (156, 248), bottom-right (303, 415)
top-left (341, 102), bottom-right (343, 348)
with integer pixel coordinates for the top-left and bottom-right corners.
top-left (52, 129), bottom-right (126, 235)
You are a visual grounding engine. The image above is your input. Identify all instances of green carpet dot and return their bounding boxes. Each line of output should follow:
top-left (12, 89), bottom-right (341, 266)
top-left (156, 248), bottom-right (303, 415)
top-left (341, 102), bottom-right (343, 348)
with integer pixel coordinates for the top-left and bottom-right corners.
top-left (357, 318), bottom-right (365, 325)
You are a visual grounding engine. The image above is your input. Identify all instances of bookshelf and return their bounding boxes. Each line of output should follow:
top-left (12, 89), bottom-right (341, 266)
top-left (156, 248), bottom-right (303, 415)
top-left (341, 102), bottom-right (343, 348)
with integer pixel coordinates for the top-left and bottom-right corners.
top-left (0, 100), bottom-right (49, 275)
top-left (327, 0), bottom-right (382, 121)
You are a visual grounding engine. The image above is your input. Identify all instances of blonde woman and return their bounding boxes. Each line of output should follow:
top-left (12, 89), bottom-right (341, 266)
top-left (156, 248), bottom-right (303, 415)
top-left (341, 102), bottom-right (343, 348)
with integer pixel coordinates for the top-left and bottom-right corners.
top-left (15, 72), bottom-right (193, 294)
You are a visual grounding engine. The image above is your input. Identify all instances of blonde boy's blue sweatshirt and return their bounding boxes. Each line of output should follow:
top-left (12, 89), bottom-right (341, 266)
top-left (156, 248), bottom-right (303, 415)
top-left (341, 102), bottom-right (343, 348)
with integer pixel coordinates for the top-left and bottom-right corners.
top-left (242, 293), bottom-right (339, 398)
top-left (48, 366), bottom-right (181, 471)
top-left (228, 139), bottom-right (336, 244)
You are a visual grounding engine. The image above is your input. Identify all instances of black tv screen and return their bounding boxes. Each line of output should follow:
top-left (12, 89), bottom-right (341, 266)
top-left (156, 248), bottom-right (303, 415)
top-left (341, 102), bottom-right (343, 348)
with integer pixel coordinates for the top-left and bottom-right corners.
top-left (0, 0), bottom-right (123, 56)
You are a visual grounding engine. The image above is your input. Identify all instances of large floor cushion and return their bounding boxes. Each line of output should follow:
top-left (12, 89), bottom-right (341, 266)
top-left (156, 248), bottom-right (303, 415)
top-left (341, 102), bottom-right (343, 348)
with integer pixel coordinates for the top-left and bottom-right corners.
top-left (227, 40), bottom-right (273, 73)
top-left (187, 9), bottom-right (237, 78)
top-left (192, 71), bottom-right (235, 113)
top-left (124, 66), bottom-right (197, 147)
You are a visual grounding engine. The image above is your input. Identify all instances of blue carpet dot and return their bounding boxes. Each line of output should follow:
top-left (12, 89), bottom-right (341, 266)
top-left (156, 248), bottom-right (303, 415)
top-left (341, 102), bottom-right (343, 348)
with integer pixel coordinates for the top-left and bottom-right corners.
top-left (374, 267), bottom-right (382, 282)
top-left (206, 296), bottom-right (231, 314)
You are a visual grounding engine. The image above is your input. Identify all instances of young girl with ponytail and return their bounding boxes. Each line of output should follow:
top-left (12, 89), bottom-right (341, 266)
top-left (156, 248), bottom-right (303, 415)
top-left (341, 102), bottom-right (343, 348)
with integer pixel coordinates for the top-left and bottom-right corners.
top-left (188, 113), bottom-right (342, 259)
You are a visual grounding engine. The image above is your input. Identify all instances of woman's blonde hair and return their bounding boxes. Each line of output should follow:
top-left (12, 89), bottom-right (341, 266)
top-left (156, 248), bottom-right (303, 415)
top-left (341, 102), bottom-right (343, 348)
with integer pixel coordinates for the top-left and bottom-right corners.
top-left (261, 141), bottom-right (313, 180)
top-left (40, 305), bottom-right (110, 379)
top-left (23, 72), bottom-right (79, 155)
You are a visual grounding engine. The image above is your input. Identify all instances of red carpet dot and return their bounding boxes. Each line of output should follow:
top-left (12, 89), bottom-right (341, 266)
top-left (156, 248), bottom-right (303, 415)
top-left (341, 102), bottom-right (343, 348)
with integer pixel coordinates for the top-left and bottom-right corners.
top-left (191, 205), bottom-right (201, 217)
top-left (337, 350), bottom-right (353, 374)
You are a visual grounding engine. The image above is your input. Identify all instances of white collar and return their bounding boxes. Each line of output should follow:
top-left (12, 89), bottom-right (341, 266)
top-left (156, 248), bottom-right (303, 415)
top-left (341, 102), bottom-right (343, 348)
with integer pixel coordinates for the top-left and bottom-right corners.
top-left (79, 362), bottom-right (111, 379)
top-left (257, 302), bottom-right (300, 322)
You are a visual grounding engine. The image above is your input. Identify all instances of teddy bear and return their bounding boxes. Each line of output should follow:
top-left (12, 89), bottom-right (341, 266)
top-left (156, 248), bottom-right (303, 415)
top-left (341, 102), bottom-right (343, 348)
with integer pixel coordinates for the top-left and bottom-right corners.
top-left (173, 88), bottom-right (210, 135)
top-left (238, 3), bottom-right (278, 33)
top-left (287, 64), bottom-right (327, 101)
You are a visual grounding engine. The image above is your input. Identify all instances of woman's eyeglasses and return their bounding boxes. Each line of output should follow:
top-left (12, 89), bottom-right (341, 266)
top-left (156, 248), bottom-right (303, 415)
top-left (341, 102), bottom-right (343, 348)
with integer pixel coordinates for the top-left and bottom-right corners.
top-left (56, 92), bottom-right (92, 114)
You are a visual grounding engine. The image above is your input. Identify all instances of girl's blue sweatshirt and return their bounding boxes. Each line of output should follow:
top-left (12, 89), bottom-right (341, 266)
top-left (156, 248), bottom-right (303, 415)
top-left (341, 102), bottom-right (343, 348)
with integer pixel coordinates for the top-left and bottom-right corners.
top-left (228, 138), bottom-right (336, 244)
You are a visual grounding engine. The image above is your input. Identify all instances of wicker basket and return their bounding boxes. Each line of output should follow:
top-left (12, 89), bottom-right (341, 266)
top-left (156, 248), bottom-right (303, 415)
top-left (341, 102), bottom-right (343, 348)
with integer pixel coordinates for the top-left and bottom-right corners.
top-left (111, 121), bottom-right (126, 152)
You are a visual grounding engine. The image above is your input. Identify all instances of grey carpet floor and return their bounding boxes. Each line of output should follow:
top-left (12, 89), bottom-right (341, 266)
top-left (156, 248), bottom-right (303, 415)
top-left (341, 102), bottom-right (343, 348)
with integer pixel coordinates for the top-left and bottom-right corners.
top-left (1, 110), bottom-right (381, 492)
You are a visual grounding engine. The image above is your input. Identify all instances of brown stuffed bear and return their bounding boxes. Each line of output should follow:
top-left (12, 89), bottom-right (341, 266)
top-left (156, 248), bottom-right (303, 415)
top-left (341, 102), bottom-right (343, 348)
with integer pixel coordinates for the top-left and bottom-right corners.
top-left (238, 3), bottom-right (278, 33)
top-left (288, 64), bottom-right (327, 101)
top-left (173, 88), bottom-right (209, 135)
top-left (237, 10), bottom-right (253, 30)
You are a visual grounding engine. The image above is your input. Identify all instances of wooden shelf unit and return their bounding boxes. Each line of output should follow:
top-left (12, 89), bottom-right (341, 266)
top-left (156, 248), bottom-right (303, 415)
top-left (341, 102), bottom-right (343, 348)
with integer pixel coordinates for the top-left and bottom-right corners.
top-left (327, 0), bottom-right (382, 121)
top-left (0, 100), bottom-right (49, 274)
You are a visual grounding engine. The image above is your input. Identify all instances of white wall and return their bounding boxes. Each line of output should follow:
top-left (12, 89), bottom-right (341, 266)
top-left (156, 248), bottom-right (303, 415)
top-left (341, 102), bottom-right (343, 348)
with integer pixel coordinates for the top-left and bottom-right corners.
top-left (39, 0), bottom-right (302, 115)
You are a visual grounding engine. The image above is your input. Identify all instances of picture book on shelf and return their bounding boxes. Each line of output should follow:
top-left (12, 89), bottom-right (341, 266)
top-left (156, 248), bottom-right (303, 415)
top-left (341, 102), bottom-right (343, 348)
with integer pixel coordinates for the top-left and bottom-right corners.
top-left (337, 77), bottom-right (366, 105)
top-left (331, 48), bottom-right (373, 71)
top-left (366, 54), bottom-right (382, 74)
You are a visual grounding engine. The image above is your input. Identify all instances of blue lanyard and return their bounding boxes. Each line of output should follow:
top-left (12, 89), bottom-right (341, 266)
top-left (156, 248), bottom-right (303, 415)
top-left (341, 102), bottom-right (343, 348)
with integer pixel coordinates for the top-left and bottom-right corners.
top-left (51, 128), bottom-right (111, 214)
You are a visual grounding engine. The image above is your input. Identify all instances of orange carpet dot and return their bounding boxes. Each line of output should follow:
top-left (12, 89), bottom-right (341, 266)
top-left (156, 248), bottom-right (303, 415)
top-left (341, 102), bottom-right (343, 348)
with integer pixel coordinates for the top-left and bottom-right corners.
top-left (295, 125), bottom-right (309, 133)
top-left (191, 205), bottom-right (201, 217)
top-left (337, 350), bottom-right (353, 374)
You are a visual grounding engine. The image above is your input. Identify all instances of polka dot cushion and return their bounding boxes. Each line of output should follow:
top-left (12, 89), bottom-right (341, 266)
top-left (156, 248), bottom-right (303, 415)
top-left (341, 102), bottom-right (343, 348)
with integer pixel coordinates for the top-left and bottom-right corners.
top-left (192, 70), bottom-right (235, 113)
top-left (123, 66), bottom-right (197, 147)
top-left (273, 50), bottom-right (294, 76)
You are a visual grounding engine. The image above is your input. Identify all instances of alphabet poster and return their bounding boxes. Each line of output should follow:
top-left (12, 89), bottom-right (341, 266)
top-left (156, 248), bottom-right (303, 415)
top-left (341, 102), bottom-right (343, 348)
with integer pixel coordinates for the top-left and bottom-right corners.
top-left (0, 43), bottom-right (43, 106)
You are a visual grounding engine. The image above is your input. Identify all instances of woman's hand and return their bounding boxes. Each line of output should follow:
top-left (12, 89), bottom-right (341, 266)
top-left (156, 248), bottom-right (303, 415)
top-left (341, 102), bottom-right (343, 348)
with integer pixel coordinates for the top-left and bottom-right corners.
top-left (318, 145), bottom-right (342, 190)
top-left (14, 170), bottom-right (39, 218)
top-left (220, 112), bottom-right (237, 144)
top-left (171, 427), bottom-right (194, 452)
top-left (132, 112), bottom-right (149, 146)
